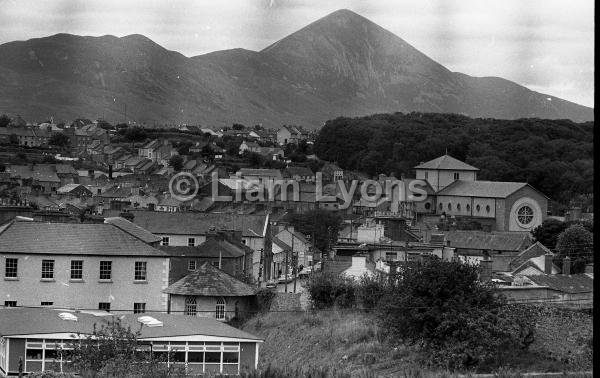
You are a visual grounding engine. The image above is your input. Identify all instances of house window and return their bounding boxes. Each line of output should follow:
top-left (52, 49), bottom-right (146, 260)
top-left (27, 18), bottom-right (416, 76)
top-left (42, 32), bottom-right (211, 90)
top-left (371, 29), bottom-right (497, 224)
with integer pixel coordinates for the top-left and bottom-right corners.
top-left (215, 298), bottom-right (225, 320)
top-left (476, 204), bottom-right (481, 212)
top-left (447, 203), bottom-right (452, 211)
top-left (100, 261), bottom-right (112, 280)
top-left (99, 302), bottom-right (111, 311)
top-left (42, 260), bottom-right (55, 279)
top-left (454, 172), bottom-right (460, 180)
top-left (134, 303), bottom-right (146, 314)
top-left (424, 202), bottom-right (431, 210)
top-left (457, 204), bottom-right (461, 211)
top-left (188, 260), bottom-right (197, 271)
top-left (134, 261), bottom-right (147, 281)
top-left (466, 204), bottom-right (471, 212)
top-left (5, 258), bottom-right (17, 278)
top-left (185, 297), bottom-right (197, 316)
top-left (161, 237), bottom-right (170, 246)
top-left (438, 203), bottom-right (443, 211)
top-left (41, 301), bottom-right (53, 306)
top-left (188, 238), bottom-right (195, 246)
top-left (486, 205), bottom-right (491, 213)
top-left (4, 301), bottom-right (16, 307)
top-left (424, 172), bottom-right (429, 180)
top-left (70, 260), bottom-right (83, 280)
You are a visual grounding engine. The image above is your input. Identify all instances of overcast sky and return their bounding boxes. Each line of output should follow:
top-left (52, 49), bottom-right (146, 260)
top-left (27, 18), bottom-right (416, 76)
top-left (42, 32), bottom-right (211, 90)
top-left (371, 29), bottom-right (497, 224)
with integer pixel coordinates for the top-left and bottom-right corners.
top-left (0, 0), bottom-right (594, 107)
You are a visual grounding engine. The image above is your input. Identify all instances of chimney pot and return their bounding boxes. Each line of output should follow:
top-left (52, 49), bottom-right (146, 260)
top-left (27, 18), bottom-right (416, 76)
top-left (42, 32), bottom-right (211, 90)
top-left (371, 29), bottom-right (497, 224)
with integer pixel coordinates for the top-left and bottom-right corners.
top-left (544, 254), bottom-right (553, 275)
top-left (562, 256), bottom-right (571, 275)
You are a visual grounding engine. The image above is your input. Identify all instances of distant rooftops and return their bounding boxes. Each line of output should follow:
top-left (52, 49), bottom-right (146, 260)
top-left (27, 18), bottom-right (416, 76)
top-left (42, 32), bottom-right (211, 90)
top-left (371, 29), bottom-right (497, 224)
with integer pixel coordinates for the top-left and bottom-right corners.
top-left (414, 154), bottom-right (479, 171)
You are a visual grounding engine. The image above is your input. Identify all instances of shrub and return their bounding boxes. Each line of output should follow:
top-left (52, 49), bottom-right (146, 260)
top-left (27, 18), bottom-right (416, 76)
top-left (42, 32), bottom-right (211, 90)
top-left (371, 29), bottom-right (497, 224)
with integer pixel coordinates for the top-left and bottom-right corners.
top-left (255, 288), bottom-right (277, 312)
top-left (376, 256), bottom-right (535, 370)
top-left (305, 272), bottom-right (356, 309)
top-left (355, 273), bottom-right (388, 311)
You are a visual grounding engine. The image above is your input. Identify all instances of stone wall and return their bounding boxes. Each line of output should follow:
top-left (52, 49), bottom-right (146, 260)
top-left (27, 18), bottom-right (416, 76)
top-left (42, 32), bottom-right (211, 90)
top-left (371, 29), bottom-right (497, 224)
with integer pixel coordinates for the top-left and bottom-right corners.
top-left (269, 292), bottom-right (302, 311)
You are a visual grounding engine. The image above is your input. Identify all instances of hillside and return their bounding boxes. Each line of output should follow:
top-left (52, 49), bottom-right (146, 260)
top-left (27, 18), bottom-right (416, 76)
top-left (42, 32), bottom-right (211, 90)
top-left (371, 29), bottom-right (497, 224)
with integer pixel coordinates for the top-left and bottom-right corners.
top-left (241, 309), bottom-right (592, 376)
top-left (0, 9), bottom-right (593, 126)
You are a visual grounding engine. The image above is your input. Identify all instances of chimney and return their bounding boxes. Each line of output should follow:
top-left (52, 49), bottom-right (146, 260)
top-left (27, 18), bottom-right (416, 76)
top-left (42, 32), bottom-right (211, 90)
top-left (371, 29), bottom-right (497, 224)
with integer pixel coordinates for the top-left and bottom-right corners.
top-left (206, 226), bottom-right (218, 239)
top-left (562, 256), bottom-right (571, 276)
top-left (119, 211), bottom-right (134, 222)
top-left (479, 256), bottom-right (492, 282)
top-left (544, 254), bottom-right (553, 274)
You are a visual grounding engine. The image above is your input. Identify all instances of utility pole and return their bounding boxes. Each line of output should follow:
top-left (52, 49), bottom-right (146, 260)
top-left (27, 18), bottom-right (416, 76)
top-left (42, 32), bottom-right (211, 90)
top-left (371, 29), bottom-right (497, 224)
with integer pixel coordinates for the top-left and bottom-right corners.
top-left (257, 248), bottom-right (263, 288)
top-left (285, 242), bottom-right (289, 293)
top-left (292, 232), bottom-right (297, 293)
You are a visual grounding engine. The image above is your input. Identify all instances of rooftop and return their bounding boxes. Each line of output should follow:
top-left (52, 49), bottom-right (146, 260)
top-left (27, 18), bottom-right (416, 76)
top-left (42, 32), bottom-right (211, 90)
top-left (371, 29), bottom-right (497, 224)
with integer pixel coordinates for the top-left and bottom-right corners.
top-left (436, 180), bottom-right (533, 198)
top-left (160, 237), bottom-right (249, 259)
top-left (0, 307), bottom-right (262, 341)
top-left (444, 231), bottom-right (531, 252)
top-left (414, 155), bottom-right (479, 171)
top-left (104, 216), bottom-right (162, 244)
top-left (129, 210), bottom-right (268, 237)
top-left (526, 273), bottom-right (593, 294)
top-left (163, 262), bottom-right (256, 297)
top-left (0, 218), bottom-right (166, 256)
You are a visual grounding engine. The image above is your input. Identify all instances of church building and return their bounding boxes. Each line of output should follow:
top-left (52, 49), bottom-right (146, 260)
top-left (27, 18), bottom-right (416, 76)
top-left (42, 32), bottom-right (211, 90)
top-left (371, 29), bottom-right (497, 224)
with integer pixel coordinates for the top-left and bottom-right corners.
top-left (414, 155), bottom-right (548, 232)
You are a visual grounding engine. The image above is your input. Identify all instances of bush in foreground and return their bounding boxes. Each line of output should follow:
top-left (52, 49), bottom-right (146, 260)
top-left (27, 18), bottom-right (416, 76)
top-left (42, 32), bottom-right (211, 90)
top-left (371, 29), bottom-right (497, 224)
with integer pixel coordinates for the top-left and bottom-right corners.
top-left (377, 257), bottom-right (534, 370)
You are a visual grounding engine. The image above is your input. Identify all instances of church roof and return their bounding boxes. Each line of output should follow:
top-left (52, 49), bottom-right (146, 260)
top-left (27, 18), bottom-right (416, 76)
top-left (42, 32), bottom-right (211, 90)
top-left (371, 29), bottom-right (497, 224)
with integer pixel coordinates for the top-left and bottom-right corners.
top-left (414, 155), bottom-right (479, 171)
top-left (436, 180), bottom-right (531, 198)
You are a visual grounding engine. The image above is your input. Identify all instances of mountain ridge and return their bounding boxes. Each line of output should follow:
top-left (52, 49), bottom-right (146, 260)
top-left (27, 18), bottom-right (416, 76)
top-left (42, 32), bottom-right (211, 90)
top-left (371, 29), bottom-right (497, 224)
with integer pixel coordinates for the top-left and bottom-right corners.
top-left (0, 9), bottom-right (593, 126)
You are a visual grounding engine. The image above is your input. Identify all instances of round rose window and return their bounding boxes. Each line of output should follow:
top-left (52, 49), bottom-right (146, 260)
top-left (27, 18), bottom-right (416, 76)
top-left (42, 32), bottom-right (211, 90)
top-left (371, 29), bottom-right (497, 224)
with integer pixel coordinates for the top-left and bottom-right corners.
top-left (517, 205), bottom-right (534, 226)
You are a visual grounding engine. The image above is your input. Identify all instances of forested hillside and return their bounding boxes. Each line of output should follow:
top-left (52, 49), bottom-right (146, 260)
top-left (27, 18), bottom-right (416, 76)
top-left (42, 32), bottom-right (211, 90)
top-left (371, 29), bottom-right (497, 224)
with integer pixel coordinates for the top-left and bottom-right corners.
top-left (314, 113), bottom-right (593, 206)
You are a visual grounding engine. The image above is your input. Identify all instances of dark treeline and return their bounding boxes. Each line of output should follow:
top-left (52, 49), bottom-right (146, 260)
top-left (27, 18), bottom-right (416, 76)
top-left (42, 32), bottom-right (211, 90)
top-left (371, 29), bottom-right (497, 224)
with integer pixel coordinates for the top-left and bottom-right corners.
top-left (314, 112), bottom-right (593, 207)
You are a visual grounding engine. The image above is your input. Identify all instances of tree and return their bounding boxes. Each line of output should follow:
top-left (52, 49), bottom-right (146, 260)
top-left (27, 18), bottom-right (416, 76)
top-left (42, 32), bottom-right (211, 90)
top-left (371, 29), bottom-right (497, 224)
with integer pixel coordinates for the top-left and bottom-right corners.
top-left (97, 120), bottom-right (114, 130)
top-left (288, 209), bottom-right (342, 253)
top-left (49, 133), bottom-right (71, 148)
top-left (0, 114), bottom-right (10, 128)
top-left (8, 134), bottom-right (18, 145)
top-left (531, 218), bottom-right (568, 249)
top-left (123, 126), bottom-right (148, 142)
top-left (556, 224), bottom-right (593, 273)
top-left (66, 317), bottom-right (184, 377)
top-left (168, 155), bottom-right (184, 171)
top-left (232, 123), bottom-right (245, 130)
top-left (377, 257), bottom-right (533, 370)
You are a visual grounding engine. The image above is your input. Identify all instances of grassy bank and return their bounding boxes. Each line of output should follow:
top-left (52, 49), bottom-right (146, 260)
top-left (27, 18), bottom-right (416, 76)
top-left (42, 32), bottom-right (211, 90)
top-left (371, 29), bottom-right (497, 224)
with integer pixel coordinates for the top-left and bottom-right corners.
top-left (241, 308), bottom-right (593, 377)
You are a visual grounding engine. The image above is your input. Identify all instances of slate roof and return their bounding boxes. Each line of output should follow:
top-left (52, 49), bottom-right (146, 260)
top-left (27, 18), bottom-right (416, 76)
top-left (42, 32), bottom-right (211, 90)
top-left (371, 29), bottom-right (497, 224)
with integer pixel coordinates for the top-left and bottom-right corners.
top-left (239, 168), bottom-right (282, 178)
top-left (6, 164), bottom-right (61, 182)
top-left (509, 242), bottom-right (553, 270)
top-left (160, 238), bottom-right (248, 258)
top-left (55, 164), bottom-right (78, 175)
top-left (0, 219), bottom-right (166, 256)
top-left (0, 307), bottom-right (262, 341)
top-left (285, 166), bottom-right (314, 177)
top-left (414, 155), bottom-right (479, 171)
top-left (526, 273), bottom-right (594, 294)
top-left (130, 210), bottom-right (268, 237)
top-left (436, 180), bottom-right (531, 198)
top-left (445, 231), bottom-right (531, 252)
top-left (57, 183), bottom-right (93, 195)
top-left (104, 217), bottom-right (162, 244)
top-left (163, 262), bottom-right (256, 297)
